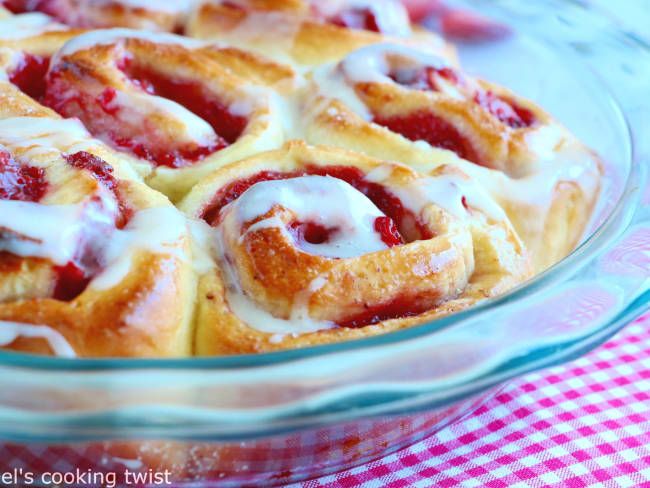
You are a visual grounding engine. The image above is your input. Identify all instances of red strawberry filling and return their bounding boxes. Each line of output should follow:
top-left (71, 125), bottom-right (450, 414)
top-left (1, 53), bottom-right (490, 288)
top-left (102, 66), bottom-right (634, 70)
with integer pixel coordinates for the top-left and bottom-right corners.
top-left (0, 150), bottom-right (48, 202)
top-left (373, 111), bottom-right (481, 165)
top-left (336, 294), bottom-right (431, 328)
top-left (474, 90), bottom-right (536, 129)
top-left (330, 7), bottom-right (381, 33)
top-left (41, 55), bottom-right (246, 168)
top-left (63, 151), bottom-right (132, 229)
top-left (202, 165), bottom-right (431, 242)
top-left (0, 150), bottom-right (127, 301)
top-left (53, 152), bottom-right (129, 301)
top-left (8, 54), bottom-right (50, 101)
top-left (389, 65), bottom-right (458, 91)
top-left (388, 63), bottom-right (536, 130)
top-left (201, 166), bottom-right (437, 328)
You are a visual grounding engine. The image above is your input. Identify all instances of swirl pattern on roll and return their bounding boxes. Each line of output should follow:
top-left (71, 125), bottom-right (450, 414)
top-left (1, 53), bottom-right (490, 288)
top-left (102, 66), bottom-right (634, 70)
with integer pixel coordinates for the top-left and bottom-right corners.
top-left (181, 142), bottom-right (531, 354)
top-left (0, 4), bottom-right (602, 358)
top-left (0, 75), bottom-right (194, 357)
top-left (301, 42), bottom-right (602, 271)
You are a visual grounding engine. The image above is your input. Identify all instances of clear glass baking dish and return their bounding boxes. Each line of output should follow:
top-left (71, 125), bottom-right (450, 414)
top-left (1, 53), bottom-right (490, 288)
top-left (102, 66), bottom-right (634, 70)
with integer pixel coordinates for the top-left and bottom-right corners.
top-left (0, 0), bottom-right (648, 486)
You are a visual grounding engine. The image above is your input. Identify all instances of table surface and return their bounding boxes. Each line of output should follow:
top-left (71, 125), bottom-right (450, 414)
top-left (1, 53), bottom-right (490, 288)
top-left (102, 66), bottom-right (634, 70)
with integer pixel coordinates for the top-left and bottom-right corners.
top-left (291, 312), bottom-right (650, 488)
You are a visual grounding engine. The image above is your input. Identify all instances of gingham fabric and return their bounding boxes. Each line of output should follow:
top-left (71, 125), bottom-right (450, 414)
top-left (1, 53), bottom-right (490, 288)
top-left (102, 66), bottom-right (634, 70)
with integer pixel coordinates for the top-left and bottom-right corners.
top-left (1, 317), bottom-right (648, 488)
top-left (296, 312), bottom-right (650, 488)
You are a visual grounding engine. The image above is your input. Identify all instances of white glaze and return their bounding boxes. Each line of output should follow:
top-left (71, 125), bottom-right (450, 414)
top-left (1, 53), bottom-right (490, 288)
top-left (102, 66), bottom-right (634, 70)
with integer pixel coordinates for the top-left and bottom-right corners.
top-left (0, 193), bottom-right (117, 266)
top-left (110, 89), bottom-right (217, 148)
top-left (0, 320), bottom-right (76, 357)
top-left (340, 42), bottom-right (450, 84)
top-left (214, 219), bottom-right (335, 335)
top-left (0, 117), bottom-right (99, 159)
top-left (0, 12), bottom-right (65, 39)
top-left (309, 63), bottom-right (372, 120)
top-left (314, 0), bottom-right (411, 37)
top-left (0, 117), bottom-right (123, 266)
top-left (0, 116), bottom-right (188, 288)
top-left (90, 206), bottom-right (189, 289)
top-left (52, 28), bottom-right (203, 68)
top-left (0, 201), bottom-right (188, 291)
top-left (228, 84), bottom-right (270, 118)
top-left (460, 131), bottom-right (599, 213)
top-left (187, 217), bottom-right (219, 275)
top-left (50, 30), bottom-right (259, 150)
top-left (208, 175), bottom-right (401, 334)
top-left (0, 48), bottom-right (25, 82)
top-left (310, 43), bottom-right (451, 121)
top-left (225, 175), bottom-right (389, 258)
top-left (351, 0), bottom-right (411, 37)
top-left (365, 165), bottom-right (507, 223)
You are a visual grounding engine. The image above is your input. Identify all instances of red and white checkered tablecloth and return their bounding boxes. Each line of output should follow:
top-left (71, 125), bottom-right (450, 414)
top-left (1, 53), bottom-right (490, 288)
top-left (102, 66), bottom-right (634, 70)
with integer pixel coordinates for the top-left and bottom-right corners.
top-left (1, 316), bottom-right (647, 488)
top-left (295, 312), bottom-right (650, 488)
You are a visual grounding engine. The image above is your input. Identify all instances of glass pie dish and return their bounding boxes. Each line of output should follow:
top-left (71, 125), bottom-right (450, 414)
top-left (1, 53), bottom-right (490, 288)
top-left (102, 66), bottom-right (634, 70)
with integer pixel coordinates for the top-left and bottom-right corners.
top-left (0, 0), bottom-right (649, 486)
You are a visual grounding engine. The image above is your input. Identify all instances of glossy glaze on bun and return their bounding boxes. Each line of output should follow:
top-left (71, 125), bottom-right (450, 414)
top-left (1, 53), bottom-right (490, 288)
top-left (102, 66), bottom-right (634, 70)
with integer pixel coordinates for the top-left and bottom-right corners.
top-left (181, 141), bottom-right (531, 354)
top-left (0, 3), bottom-right (601, 357)
top-left (0, 83), bottom-right (194, 357)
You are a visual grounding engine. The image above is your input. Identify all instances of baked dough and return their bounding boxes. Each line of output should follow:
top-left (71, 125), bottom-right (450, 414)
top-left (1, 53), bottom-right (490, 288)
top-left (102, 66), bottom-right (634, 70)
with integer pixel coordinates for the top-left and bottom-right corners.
top-left (0, 6), bottom-right (602, 357)
top-left (181, 141), bottom-right (531, 354)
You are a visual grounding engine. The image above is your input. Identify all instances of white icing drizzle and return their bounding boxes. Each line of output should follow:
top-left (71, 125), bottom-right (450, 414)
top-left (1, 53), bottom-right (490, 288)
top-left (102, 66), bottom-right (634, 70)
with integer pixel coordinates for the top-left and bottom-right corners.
top-left (228, 84), bottom-right (271, 118)
top-left (90, 206), bottom-right (189, 289)
top-left (340, 42), bottom-right (450, 85)
top-left (365, 165), bottom-right (507, 222)
top-left (0, 201), bottom-right (188, 292)
top-left (458, 130), bottom-right (600, 213)
top-left (225, 175), bottom-right (389, 258)
top-left (187, 217), bottom-right (218, 275)
top-left (309, 43), bottom-right (450, 121)
top-left (349, 0), bottom-right (411, 37)
top-left (0, 321), bottom-right (76, 358)
top-left (222, 264), bottom-right (334, 335)
top-left (0, 12), bottom-right (66, 39)
top-left (0, 196), bottom-right (116, 266)
top-left (110, 89), bottom-right (217, 148)
top-left (206, 175), bottom-right (402, 335)
top-left (309, 63), bottom-right (371, 120)
top-left (0, 116), bottom-right (188, 290)
top-left (52, 28), bottom-right (203, 68)
top-left (0, 117), bottom-right (100, 159)
top-left (214, 219), bottom-right (335, 335)
top-left (314, 0), bottom-right (412, 37)
top-left (0, 48), bottom-right (23, 82)
top-left (50, 30), bottom-right (265, 150)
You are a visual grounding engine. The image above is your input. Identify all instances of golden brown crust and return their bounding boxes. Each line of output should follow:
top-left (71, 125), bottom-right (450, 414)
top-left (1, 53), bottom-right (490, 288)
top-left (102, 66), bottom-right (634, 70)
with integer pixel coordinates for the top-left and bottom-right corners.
top-left (196, 44), bottom-right (298, 91)
top-left (0, 83), bottom-right (195, 358)
top-left (186, 0), bottom-right (458, 67)
top-left (300, 45), bottom-right (602, 272)
top-left (44, 32), bottom-right (287, 201)
top-left (0, 29), bottom-right (88, 56)
top-left (0, 6), bottom-right (603, 359)
top-left (181, 141), bottom-right (532, 355)
top-left (74, 3), bottom-right (181, 32)
top-left (54, 0), bottom-right (186, 32)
